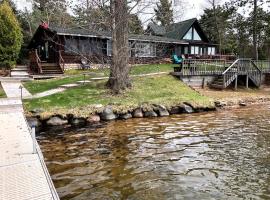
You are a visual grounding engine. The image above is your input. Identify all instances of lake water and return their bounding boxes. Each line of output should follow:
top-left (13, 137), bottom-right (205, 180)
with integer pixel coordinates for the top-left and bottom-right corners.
top-left (38, 106), bottom-right (270, 199)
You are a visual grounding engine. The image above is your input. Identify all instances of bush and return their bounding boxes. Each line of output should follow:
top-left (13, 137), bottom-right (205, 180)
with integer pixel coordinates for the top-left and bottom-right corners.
top-left (0, 0), bottom-right (23, 68)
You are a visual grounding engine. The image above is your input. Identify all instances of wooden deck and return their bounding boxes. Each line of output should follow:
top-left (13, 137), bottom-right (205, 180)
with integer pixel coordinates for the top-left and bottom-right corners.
top-left (171, 59), bottom-right (264, 89)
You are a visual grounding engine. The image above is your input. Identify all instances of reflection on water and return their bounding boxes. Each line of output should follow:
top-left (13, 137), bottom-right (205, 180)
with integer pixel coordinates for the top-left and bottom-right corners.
top-left (38, 106), bottom-right (270, 200)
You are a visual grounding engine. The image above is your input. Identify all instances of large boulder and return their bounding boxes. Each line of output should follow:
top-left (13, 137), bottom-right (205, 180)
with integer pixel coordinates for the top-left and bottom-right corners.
top-left (180, 104), bottom-right (194, 114)
top-left (168, 106), bottom-right (181, 115)
top-left (155, 105), bottom-right (170, 117)
top-left (46, 116), bottom-right (68, 126)
top-left (100, 107), bottom-right (117, 121)
top-left (71, 118), bottom-right (86, 126)
top-left (132, 108), bottom-right (143, 118)
top-left (87, 115), bottom-right (101, 123)
top-left (119, 113), bottom-right (132, 120)
top-left (144, 110), bottom-right (158, 118)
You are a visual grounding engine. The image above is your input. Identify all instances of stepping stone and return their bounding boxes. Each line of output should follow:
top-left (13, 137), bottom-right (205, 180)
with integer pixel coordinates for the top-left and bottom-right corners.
top-left (90, 77), bottom-right (108, 80)
top-left (60, 83), bottom-right (80, 88)
top-left (77, 80), bottom-right (92, 84)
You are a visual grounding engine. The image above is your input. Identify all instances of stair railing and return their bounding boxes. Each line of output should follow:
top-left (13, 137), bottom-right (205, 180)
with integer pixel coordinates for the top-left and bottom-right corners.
top-left (34, 49), bottom-right (43, 74)
top-left (58, 51), bottom-right (65, 73)
top-left (222, 59), bottom-right (239, 88)
top-left (249, 60), bottom-right (262, 87)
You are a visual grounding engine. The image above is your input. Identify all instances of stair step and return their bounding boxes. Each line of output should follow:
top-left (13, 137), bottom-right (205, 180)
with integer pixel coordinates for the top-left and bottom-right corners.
top-left (41, 63), bottom-right (58, 67)
top-left (11, 71), bottom-right (29, 76)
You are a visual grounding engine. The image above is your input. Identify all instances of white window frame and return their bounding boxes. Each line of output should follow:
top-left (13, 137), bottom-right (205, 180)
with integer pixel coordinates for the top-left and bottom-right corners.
top-left (208, 47), bottom-right (216, 55)
top-left (193, 29), bottom-right (202, 41)
top-left (135, 42), bottom-right (156, 57)
top-left (107, 40), bottom-right (112, 56)
top-left (183, 28), bottom-right (192, 40)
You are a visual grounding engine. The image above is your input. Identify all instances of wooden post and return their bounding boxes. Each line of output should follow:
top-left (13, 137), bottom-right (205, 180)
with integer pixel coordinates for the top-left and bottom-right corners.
top-left (246, 75), bottom-right (249, 88)
top-left (235, 75), bottom-right (238, 90)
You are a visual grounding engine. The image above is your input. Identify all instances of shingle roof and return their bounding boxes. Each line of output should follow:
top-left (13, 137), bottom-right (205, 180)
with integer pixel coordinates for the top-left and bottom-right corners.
top-left (145, 18), bottom-right (210, 42)
top-left (49, 26), bottom-right (187, 44)
top-left (146, 22), bottom-right (166, 36)
top-left (165, 18), bottom-right (197, 40)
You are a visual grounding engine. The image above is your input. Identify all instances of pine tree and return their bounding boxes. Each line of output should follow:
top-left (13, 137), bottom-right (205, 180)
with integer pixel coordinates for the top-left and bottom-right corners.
top-left (154, 0), bottom-right (173, 28)
top-left (0, 0), bottom-right (23, 68)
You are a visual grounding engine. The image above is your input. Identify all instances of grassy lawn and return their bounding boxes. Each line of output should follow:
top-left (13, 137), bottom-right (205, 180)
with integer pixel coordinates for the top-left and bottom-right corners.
top-left (0, 84), bottom-right (6, 98)
top-left (23, 75), bottom-right (213, 116)
top-left (24, 64), bottom-right (177, 94)
top-left (65, 64), bottom-right (177, 76)
top-left (23, 75), bottom-right (85, 94)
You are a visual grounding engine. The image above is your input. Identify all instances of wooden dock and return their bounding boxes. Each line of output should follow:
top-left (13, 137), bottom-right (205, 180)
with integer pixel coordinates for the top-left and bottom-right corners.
top-left (0, 81), bottom-right (59, 200)
top-left (171, 58), bottom-right (264, 89)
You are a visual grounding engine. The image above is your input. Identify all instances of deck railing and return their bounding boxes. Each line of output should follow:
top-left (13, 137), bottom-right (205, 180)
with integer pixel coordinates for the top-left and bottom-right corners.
top-left (29, 49), bottom-right (42, 74)
top-left (252, 60), bottom-right (270, 73)
top-left (58, 51), bottom-right (65, 73)
top-left (174, 58), bottom-right (268, 77)
top-left (176, 59), bottom-right (229, 76)
top-left (222, 59), bottom-right (262, 88)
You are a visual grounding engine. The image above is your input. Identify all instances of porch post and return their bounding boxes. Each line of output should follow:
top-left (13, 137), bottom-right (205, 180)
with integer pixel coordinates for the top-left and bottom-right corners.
top-left (235, 75), bottom-right (238, 90)
top-left (246, 75), bottom-right (249, 88)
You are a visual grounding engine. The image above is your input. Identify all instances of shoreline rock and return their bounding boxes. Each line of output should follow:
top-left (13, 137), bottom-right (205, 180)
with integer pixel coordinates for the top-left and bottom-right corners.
top-left (28, 100), bottom-right (258, 128)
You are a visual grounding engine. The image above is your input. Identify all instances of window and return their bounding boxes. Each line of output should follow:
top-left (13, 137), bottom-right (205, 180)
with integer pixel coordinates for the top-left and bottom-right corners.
top-left (191, 46), bottom-right (199, 55)
top-left (107, 40), bottom-right (112, 56)
top-left (65, 37), bottom-right (79, 53)
top-left (184, 46), bottom-right (189, 54)
top-left (107, 40), bottom-right (132, 56)
top-left (183, 28), bottom-right (192, 40)
top-left (135, 42), bottom-right (156, 57)
top-left (183, 27), bottom-right (202, 41)
top-left (208, 47), bottom-right (216, 55)
top-left (79, 38), bottom-right (92, 55)
top-left (193, 29), bottom-right (202, 41)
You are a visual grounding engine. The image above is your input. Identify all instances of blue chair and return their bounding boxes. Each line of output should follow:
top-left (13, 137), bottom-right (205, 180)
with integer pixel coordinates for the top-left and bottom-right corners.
top-left (172, 54), bottom-right (183, 64)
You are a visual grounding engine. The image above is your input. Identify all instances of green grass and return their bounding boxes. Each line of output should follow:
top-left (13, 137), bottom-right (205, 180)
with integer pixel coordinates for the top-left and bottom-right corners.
top-left (23, 75), bottom-right (86, 94)
top-left (0, 84), bottom-right (6, 98)
top-left (23, 75), bottom-right (212, 116)
top-left (24, 64), bottom-right (177, 94)
top-left (65, 64), bottom-right (176, 76)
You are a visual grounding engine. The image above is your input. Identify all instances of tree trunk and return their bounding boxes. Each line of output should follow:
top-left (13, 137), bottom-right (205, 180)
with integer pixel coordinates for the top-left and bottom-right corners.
top-left (107, 0), bottom-right (131, 93)
top-left (253, 0), bottom-right (258, 60)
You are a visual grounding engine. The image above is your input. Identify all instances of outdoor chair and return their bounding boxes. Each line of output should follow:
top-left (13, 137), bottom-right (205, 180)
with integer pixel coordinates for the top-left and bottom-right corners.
top-left (81, 58), bottom-right (90, 70)
top-left (172, 54), bottom-right (184, 73)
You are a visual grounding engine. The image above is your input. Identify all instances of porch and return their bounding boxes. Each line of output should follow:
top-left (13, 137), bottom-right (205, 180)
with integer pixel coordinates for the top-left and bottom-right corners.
top-left (171, 59), bottom-right (269, 89)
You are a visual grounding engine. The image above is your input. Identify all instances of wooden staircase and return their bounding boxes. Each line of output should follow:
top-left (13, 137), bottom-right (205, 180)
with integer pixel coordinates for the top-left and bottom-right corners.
top-left (210, 59), bottom-right (262, 89)
top-left (210, 76), bottom-right (225, 89)
top-left (29, 49), bottom-right (65, 75)
top-left (40, 63), bottom-right (63, 74)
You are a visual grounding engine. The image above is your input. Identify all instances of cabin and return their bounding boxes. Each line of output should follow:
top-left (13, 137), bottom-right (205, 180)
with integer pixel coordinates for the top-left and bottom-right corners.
top-left (146, 18), bottom-right (217, 58)
top-left (27, 18), bottom-right (218, 75)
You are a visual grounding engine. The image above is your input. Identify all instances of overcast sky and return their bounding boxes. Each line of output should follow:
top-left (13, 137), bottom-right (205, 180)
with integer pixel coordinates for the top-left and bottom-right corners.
top-left (14, 0), bottom-right (213, 20)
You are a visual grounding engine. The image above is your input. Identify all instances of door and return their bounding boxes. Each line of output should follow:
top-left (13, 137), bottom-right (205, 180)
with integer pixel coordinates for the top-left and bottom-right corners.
top-left (39, 41), bottom-right (49, 62)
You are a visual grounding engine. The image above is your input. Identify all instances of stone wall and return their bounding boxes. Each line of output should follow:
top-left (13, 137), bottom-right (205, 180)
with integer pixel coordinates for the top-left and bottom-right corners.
top-left (180, 76), bottom-right (216, 88)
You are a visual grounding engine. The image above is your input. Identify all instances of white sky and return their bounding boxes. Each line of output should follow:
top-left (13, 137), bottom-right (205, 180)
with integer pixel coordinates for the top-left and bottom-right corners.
top-left (14, 0), bottom-right (212, 21)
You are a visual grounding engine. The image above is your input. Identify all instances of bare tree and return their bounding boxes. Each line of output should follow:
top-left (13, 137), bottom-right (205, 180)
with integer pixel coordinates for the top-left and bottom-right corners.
top-left (107, 0), bottom-right (131, 93)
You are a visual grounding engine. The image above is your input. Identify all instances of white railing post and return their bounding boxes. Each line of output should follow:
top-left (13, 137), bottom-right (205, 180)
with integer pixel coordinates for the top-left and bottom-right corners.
top-left (31, 126), bottom-right (37, 154)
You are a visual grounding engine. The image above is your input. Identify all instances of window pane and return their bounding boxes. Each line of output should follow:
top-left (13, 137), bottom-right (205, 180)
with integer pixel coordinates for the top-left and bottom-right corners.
top-left (184, 47), bottom-right (189, 54)
top-left (195, 46), bottom-right (199, 55)
top-left (208, 47), bottom-right (212, 55)
top-left (211, 47), bottom-right (216, 55)
top-left (135, 42), bottom-right (156, 57)
top-left (107, 40), bottom-right (112, 56)
top-left (65, 37), bottom-right (78, 53)
top-left (183, 28), bottom-right (192, 40)
top-left (193, 29), bottom-right (201, 41)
